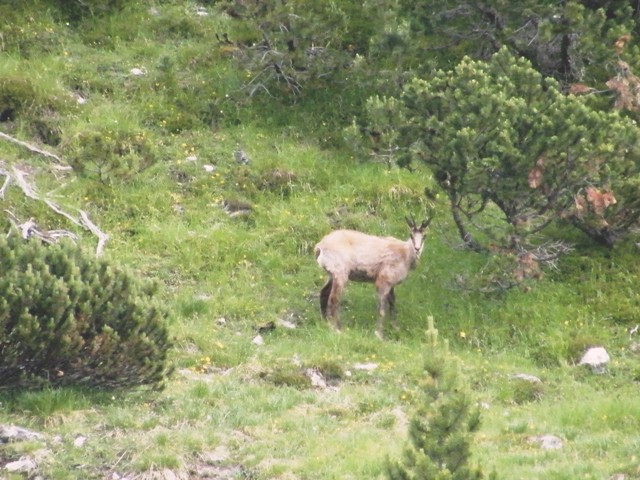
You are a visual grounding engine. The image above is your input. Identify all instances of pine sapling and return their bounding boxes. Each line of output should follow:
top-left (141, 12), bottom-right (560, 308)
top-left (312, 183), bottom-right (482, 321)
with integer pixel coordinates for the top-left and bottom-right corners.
top-left (387, 316), bottom-right (496, 480)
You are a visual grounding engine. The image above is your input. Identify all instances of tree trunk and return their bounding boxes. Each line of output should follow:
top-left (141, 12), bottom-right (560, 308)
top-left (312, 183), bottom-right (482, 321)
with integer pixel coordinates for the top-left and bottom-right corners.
top-left (450, 201), bottom-right (485, 252)
top-left (569, 219), bottom-right (617, 248)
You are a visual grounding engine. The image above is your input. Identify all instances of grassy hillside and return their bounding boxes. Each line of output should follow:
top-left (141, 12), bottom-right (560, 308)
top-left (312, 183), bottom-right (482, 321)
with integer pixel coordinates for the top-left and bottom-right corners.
top-left (2, 2), bottom-right (640, 479)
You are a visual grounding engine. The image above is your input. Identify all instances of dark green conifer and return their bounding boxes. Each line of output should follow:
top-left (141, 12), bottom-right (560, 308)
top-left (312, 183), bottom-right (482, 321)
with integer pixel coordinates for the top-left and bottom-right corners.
top-left (387, 318), bottom-right (494, 480)
top-left (0, 233), bottom-right (172, 389)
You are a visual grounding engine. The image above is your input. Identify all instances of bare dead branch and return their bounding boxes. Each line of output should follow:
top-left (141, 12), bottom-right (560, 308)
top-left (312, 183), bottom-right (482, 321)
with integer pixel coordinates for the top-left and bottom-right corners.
top-left (5, 211), bottom-right (78, 245)
top-left (79, 209), bottom-right (109, 257)
top-left (3, 165), bottom-right (108, 256)
top-left (44, 199), bottom-right (84, 227)
top-left (0, 130), bottom-right (63, 163)
top-left (11, 167), bottom-right (39, 199)
top-left (517, 241), bottom-right (573, 268)
top-left (0, 168), bottom-right (9, 198)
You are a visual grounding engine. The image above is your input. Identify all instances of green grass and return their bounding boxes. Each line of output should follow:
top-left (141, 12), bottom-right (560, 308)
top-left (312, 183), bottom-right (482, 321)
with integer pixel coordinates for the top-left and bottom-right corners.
top-left (1, 2), bottom-right (640, 479)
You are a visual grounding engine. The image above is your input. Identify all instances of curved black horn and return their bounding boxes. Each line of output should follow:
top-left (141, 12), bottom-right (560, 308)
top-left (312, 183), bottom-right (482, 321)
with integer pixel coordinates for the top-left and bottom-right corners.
top-left (405, 216), bottom-right (416, 228)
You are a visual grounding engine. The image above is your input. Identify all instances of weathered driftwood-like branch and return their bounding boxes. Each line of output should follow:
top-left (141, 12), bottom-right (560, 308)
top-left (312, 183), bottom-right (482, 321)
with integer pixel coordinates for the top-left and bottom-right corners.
top-left (79, 210), bottom-right (109, 257)
top-left (11, 166), bottom-right (39, 199)
top-left (0, 130), bottom-right (63, 163)
top-left (5, 211), bottom-right (78, 245)
top-left (0, 170), bottom-right (9, 198)
top-left (44, 199), bottom-right (83, 227)
top-left (1, 166), bottom-right (109, 256)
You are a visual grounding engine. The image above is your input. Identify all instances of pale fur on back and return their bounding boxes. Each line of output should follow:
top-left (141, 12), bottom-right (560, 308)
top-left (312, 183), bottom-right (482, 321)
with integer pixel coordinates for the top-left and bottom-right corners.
top-left (315, 229), bottom-right (417, 284)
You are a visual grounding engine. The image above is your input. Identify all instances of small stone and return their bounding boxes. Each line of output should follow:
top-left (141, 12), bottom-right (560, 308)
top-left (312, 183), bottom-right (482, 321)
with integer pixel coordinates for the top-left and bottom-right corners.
top-left (73, 435), bottom-right (87, 447)
top-left (74, 93), bottom-right (87, 105)
top-left (0, 425), bottom-right (44, 443)
top-left (528, 434), bottom-right (563, 450)
top-left (252, 334), bottom-right (264, 346)
top-left (510, 373), bottom-right (542, 383)
top-left (305, 368), bottom-right (327, 389)
top-left (579, 347), bottom-right (610, 374)
top-left (5, 457), bottom-right (37, 473)
top-left (233, 148), bottom-right (250, 165)
top-left (278, 319), bottom-right (296, 329)
top-left (353, 362), bottom-right (378, 371)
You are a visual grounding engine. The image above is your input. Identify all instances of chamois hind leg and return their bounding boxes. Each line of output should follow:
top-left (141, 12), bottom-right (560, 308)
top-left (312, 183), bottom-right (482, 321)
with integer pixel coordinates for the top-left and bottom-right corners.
top-left (319, 277), bottom-right (333, 318)
top-left (327, 276), bottom-right (345, 332)
top-left (388, 287), bottom-right (399, 331)
top-left (375, 281), bottom-right (393, 340)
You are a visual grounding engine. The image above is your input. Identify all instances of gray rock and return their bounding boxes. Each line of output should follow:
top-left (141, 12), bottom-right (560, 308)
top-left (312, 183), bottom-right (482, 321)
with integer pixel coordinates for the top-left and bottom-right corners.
top-left (5, 456), bottom-right (37, 473)
top-left (305, 368), bottom-right (327, 389)
top-left (510, 373), bottom-right (542, 383)
top-left (233, 148), bottom-right (250, 165)
top-left (579, 347), bottom-right (610, 373)
top-left (0, 425), bottom-right (44, 443)
top-left (527, 434), bottom-right (563, 450)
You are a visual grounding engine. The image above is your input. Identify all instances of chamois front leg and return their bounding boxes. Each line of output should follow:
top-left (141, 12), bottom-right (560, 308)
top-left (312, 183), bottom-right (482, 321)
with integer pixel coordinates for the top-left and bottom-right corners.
top-left (375, 280), bottom-right (393, 340)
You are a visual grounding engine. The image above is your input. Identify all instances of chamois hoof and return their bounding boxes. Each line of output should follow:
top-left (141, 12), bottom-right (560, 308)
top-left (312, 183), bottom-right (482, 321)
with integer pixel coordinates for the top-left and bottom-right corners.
top-left (329, 324), bottom-right (342, 334)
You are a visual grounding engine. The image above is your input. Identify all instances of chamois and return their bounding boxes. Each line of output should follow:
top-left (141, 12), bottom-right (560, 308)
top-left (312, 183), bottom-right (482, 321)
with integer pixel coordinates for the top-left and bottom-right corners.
top-left (315, 217), bottom-right (432, 339)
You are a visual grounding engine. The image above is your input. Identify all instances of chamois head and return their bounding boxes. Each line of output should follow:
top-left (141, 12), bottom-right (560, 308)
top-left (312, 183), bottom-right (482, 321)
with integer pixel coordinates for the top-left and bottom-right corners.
top-left (405, 215), bottom-right (432, 258)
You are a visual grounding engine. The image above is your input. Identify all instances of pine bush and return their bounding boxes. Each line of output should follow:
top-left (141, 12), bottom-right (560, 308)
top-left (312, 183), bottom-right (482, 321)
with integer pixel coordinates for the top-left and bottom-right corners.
top-left (0, 234), bottom-right (172, 389)
top-left (387, 319), bottom-right (495, 480)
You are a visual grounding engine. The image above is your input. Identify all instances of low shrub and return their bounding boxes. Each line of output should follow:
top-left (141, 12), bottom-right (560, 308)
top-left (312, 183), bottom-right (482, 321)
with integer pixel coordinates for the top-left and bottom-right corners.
top-left (63, 126), bottom-right (158, 183)
top-left (0, 73), bottom-right (70, 145)
top-left (0, 233), bottom-right (172, 389)
top-left (49, 0), bottom-right (128, 23)
top-left (0, 5), bottom-right (63, 56)
top-left (0, 76), bottom-right (40, 122)
top-left (499, 377), bottom-right (545, 405)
